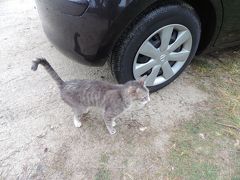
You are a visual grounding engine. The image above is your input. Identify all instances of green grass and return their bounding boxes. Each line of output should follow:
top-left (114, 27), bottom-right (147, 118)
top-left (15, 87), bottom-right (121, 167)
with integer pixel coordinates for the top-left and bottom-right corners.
top-left (95, 167), bottom-right (111, 180)
top-left (95, 153), bottom-right (111, 180)
top-left (100, 153), bottom-right (110, 164)
top-left (167, 49), bottom-right (240, 179)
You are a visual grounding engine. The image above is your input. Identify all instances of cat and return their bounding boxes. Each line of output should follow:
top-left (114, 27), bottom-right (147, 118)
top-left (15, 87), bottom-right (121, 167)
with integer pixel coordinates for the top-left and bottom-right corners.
top-left (31, 58), bottom-right (150, 135)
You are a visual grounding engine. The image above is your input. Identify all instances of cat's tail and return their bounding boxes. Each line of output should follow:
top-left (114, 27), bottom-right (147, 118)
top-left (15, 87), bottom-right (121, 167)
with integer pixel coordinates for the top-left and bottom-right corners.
top-left (31, 58), bottom-right (65, 88)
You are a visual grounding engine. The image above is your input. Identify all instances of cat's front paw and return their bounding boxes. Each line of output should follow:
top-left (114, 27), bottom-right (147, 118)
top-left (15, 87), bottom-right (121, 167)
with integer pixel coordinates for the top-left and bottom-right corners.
top-left (108, 128), bottom-right (116, 135)
top-left (112, 121), bottom-right (116, 127)
top-left (74, 117), bottom-right (82, 128)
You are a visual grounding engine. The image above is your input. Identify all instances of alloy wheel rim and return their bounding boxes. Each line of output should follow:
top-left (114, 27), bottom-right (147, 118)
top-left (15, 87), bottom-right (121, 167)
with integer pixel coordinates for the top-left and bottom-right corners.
top-left (133, 24), bottom-right (192, 87)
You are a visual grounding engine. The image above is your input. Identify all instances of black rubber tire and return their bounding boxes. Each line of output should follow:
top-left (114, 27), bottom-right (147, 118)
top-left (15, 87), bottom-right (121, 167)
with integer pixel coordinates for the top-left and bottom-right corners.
top-left (111, 3), bottom-right (201, 93)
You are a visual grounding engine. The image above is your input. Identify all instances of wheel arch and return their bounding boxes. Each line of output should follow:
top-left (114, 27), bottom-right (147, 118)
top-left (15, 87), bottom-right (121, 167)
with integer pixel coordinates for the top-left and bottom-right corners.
top-left (96, 0), bottom-right (222, 62)
top-left (183, 0), bottom-right (223, 54)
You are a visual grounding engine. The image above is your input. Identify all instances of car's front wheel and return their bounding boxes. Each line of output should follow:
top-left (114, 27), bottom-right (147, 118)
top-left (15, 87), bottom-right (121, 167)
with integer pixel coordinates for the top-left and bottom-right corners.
top-left (111, 3), bottom-right (201, 92)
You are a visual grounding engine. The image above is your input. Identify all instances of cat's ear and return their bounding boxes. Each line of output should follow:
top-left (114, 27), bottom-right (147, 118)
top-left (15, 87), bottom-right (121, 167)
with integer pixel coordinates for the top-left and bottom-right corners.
top-left (137, 75), bottom-right (148, 86)
top-left (127, 86), bottom-right (137, 95)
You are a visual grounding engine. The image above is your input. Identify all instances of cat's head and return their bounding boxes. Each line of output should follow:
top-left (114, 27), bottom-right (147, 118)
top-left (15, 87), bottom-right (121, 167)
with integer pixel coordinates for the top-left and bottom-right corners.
top-left (124, 76), bottom-right (150, 107)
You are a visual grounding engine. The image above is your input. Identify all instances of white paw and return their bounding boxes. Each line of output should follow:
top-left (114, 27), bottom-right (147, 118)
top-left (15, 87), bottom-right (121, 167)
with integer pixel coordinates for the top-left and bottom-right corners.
top-left (108, 128), bottom-right (116, 135)
top-left (74, 117), bottom-right (82, 128)
top-left (112, 121), bottom-right (116, 127)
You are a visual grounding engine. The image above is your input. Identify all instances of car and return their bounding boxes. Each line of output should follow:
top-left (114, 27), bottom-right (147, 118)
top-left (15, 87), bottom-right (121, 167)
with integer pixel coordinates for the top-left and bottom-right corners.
top-left (35, 0), bottom-right (240, 92)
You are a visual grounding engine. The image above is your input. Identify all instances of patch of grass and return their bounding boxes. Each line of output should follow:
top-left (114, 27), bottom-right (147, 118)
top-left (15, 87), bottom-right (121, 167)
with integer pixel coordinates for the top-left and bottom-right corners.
top-left (95, 153), bottom-right (111, 180)
top-left (168, 49), bottom-right (240, 179)
top-left (232, 176), bottom-right (240, 180)
top-left (100, 153), bottom-right (110, 164)
top-left (172, 161), bottom-right (219, 180)
top-left (95, 167), bottom-right (111, 180)
top-left (122, 159), bottom-right (128, 166)
top-left (168, 117), bottom-right (223, 179)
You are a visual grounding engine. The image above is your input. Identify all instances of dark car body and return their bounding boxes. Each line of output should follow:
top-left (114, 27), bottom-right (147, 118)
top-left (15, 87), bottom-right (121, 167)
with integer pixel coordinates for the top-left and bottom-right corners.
top-left (35, 0), bottom-right (240, 66)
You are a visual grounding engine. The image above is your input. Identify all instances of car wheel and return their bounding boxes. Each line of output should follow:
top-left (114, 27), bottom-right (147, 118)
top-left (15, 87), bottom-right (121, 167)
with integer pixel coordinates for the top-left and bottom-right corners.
top-left (111, 3), bottom-right (201, 92)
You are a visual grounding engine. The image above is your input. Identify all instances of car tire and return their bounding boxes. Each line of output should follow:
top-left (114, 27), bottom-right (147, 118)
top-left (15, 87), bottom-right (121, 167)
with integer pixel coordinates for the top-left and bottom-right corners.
top-left (111, 3), bottom-right (201, 92)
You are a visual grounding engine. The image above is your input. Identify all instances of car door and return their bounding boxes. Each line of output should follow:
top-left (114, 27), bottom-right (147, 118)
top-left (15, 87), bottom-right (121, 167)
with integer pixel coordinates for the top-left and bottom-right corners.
top-left (215, 0), bottom-right (240, 47)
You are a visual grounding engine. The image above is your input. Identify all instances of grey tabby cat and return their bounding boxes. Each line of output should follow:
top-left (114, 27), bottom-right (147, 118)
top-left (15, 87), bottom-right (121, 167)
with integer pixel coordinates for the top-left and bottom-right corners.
top-left (31, 58), bottom-right (150, 135)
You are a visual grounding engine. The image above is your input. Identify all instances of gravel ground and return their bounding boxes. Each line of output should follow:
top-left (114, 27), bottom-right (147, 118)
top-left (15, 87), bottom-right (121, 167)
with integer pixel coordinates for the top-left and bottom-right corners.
top-left (0, 0), bottom-right (208, 179)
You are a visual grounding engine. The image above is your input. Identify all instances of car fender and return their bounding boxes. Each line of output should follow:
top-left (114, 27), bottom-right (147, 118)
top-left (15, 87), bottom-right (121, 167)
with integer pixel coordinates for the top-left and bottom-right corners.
top-left (96, 0), bottom-right (223, 61)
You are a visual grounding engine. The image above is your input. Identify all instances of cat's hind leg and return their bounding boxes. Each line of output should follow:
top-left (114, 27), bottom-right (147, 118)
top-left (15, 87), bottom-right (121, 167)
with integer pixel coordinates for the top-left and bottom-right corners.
top-left (73, 106), bottom-right (87, 128)
top-left (112, 120), bottom-right (116, 127)
top-left (74, 116), bottom-right (82, 128)
top-left (104, 118), bottom-right (116, 135)
top-left (103, 111), bottom-right (117, 135)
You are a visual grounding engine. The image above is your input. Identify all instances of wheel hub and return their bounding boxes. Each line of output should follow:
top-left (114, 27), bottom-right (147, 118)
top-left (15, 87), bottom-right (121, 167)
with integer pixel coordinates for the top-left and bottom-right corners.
top-left (133, 24), bottom-right (192, 87)
top-left (159, 54), bottom-right (168, 64)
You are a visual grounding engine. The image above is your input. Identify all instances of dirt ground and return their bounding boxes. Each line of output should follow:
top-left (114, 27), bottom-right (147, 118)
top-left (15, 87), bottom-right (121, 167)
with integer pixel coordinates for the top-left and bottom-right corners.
top-left (0, 0), bottom-right (209, 179)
